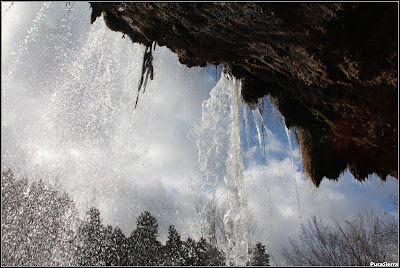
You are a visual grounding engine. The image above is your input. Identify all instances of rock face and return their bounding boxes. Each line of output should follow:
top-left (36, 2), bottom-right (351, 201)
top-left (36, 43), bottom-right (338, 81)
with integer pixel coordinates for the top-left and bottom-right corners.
top-left (90, 2), bottom-right (398, 186)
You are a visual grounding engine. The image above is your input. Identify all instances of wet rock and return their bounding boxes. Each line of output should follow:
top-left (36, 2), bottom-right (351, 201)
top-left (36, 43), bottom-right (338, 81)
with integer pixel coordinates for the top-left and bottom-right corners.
top-left (89, 2), bottom-right (398, 186)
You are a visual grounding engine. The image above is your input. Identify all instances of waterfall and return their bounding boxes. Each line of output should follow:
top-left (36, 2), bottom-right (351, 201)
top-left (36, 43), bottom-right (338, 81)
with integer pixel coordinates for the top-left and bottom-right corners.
top-left (3, 2), bottom-right (254, 264)
top-left (194, 74), bottom-right (232, 190)
top-left (195, 74), bottom-right (249, 265)
top-left (3, 3), bottom-right (398, 267)
top-left (2, 1), bottom-right (216, 237)
top-left (2, 2), bottom-right (302, 266)
top-left (223, 76), bottom-right (249, 266)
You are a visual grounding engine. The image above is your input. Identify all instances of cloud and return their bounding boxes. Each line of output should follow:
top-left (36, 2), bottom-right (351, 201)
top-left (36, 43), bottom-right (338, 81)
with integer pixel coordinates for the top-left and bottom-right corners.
top-left (1, 2), bottom-right (397, 264)
top-left (242, 147), bottom-right (398, 265)
top-left (1, 2), bottom-right (215, 242)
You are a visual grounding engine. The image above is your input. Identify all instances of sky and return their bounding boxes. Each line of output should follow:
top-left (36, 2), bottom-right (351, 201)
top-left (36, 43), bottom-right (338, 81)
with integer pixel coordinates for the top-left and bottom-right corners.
top-left (1, 2), bottom-right (398, 265)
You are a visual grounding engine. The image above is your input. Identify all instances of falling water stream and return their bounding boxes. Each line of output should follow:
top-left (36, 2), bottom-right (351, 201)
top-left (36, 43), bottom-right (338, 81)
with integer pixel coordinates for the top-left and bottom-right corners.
top-left (2, 3), bottom-right (252, 264)
top-left (221, 76), bottom-right (248, 265)
top-left (3, 3), bottom-right (399, 267)
top-left (195, 74), bottom-right (249, 265)
top-left (1, 2), bottom-right (313, 266)
top-left (285, 126), bottom-right (304, 226)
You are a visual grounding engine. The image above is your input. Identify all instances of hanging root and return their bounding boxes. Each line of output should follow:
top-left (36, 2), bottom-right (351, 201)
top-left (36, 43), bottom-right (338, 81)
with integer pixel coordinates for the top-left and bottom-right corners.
top-left (135, 41), bottom-right (156, 109)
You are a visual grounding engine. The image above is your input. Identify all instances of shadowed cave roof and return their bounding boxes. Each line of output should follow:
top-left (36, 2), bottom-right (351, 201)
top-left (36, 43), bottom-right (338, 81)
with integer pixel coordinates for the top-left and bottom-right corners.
top-left (89, 2), bottom-right (398, 186)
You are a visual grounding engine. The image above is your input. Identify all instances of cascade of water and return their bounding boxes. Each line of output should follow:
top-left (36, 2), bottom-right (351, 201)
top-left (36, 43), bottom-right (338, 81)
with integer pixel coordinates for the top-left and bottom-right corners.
top-left (195, 73), bottom-right (249, 265)
top-left (223, 76), bottom-right (249, 266)
top-left (4, 3), bottom-right (262, 265)
top-left (195, 74), bottom-right (232, 190)
top-left (285, 126), bottom-right (294, 168)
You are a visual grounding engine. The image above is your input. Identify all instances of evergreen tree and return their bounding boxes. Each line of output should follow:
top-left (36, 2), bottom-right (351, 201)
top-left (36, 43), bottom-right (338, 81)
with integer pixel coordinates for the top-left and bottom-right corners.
top-left (1, 169), bottom-right (29, 265)
top-left (196, 237), bottom-right (211, 266)
top-left (110, 226), bottom-right (128, 266)
top-left (196, 237), bottom-right (225, 266)
top-left (182, 237), bottom-right (199, 266)
top-left (181, 236), bottom-right (225, 266)
top-left (250, 242), bottom-right (270, 266)
top-left (76, 207), bottom-right (106, 266)
top-left (204, 240), bottom-right (226, 266)
top-left (2, 169), bottom-right (233, 267)
top-left (104, 225), bottom-right (114, 266)
top-left (1, 169), bottom-right (78, 266)
top-left (164, 225), bottom-right (185, 265)
top-left (128, 211), bottom-right (162, 266)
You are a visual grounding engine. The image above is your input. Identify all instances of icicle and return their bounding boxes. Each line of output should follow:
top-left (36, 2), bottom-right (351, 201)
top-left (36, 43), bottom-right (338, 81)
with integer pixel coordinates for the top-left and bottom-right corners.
top-left (252, 110), bottom-right (263, 151)
top-left (256, 107), bottom-right (273, 138)
top-left (285, 125), bottom-right (294, 168)
top-left (241, 98), bottom-right (251, 149)
top-left (252, 106), bottom-right (273, 160)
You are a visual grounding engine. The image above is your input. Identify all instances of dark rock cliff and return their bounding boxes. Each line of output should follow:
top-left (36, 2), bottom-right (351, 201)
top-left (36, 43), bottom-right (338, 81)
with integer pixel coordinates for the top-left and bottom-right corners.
top-left (89, 2), bottom-right (398, 186)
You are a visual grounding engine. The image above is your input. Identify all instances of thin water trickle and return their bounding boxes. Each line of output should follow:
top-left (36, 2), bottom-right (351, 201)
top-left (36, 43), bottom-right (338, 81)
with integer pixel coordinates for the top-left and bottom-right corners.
top-left (3, 2), bottom-right (51, 83)
top-left (284, 125), bottom-right (303, 226)
top-left (266, 186), bottom-right (279, 266)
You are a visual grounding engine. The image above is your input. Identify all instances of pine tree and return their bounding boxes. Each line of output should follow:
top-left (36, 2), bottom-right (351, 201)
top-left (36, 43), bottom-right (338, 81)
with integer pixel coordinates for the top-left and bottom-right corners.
top-left (1, 169), bottom-right (29, 265)
top-left (196, 237), bottom-right (211, 266)
top-left (250, 242), bottom-right (270, 266)
top-left (76, 207), bottom-right (106, 266)
top-left (128, 211), bottom-right (162, 266)
top-left (181, 236), bottom-right (225, 266)
top-left (104, 225), bottom-right (114, 266)
top-left (110, 227), bottom-right (128, 266)
top-left (164, 225), bottom-right (185, 265)
top-left (196, 237), bottom-right (225, 266)
top-left (204, 241), bottom-right (226, 266)
top-left (1, 169), bottom-right (78, 266)
top-left (182, 237), bottom-right (198, 266)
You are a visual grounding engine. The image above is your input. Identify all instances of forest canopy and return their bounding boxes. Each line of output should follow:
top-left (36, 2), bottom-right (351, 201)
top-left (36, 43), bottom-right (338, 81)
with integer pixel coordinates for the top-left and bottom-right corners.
top-left (1, 169), bottom-right (269, 266)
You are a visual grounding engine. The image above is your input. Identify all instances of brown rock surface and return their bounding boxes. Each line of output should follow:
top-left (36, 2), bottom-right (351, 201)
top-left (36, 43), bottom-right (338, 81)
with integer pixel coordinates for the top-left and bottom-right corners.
top-left (90, 2), bottom-right (398, 186)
